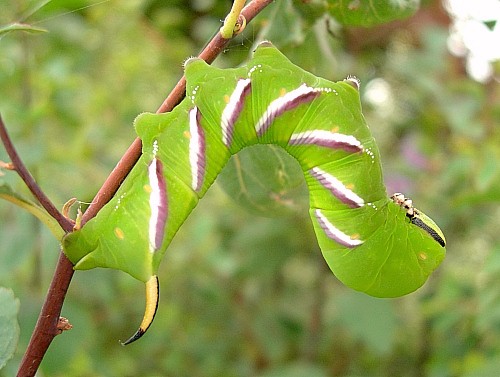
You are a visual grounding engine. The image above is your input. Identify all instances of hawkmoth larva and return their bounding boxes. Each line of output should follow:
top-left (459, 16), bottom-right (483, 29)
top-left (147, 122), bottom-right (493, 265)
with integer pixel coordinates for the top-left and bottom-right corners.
top-left (63, 41), bottom-right (446, 344)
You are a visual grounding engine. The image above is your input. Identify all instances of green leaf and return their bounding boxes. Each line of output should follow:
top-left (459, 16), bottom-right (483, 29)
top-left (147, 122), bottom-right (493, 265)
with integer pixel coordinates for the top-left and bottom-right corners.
top-left (484, 20), bottom-right (496, 31)
top-left (0, 287), bottom-right (20, 370)
top-left (0, 22), bottom-right (47, 37)
top-left (218, 144), bottom-right (308, 217)
top-left (326, 0), bottom-right (420, 27)
top-left (0, 180), bottom-right (64, 239)
top-left (259, 0), bottom-right (305, 46)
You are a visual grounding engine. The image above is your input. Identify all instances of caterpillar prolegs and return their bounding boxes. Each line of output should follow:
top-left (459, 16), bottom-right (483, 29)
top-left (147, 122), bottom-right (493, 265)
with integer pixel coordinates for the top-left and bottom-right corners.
top-left (62, 41), bottom-right (446, 344)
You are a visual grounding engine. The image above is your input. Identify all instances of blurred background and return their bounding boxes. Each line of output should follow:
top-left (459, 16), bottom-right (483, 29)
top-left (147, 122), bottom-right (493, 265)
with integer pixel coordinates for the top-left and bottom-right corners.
top-left (0, 0), bottom-right (499, 376)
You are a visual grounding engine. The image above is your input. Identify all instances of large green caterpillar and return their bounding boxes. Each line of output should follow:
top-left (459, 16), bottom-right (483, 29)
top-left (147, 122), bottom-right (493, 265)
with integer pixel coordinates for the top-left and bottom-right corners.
top-left (62, 42), bottom-right (446, 345)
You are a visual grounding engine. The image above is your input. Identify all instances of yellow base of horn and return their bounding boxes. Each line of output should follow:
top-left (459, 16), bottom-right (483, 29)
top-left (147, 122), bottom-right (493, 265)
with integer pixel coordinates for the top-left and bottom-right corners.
top-left (121, 275), bottom-right (159, 345)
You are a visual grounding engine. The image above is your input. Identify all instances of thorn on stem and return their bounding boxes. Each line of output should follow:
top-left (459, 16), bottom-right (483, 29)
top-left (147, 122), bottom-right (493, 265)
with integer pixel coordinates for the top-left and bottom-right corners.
top-left (56, 317), bottom-right (73, 335)
top-left (62, 198), bottom-right (78, 220)
top-left (0, 160), bottom-right (15, 171)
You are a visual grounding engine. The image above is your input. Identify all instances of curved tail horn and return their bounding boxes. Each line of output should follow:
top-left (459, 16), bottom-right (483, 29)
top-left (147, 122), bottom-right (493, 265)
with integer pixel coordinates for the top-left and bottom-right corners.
top-left (121, 275), bottom-right (159, 345)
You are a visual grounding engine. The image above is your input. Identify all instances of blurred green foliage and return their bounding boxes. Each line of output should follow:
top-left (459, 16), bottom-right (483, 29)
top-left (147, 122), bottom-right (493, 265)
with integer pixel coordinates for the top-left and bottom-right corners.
top-left (0, 0), bottom-right (499, 376)
top-left (0, 287), bottom-right (19, 370)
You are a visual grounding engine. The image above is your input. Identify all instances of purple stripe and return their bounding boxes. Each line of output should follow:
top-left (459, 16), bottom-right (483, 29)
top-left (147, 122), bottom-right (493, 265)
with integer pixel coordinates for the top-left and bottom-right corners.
top-left (148, 158), bottom-right (167, 252)
top-left (255, 84), bottom-right (321, 137)
top-left (309, 167), bottom-right (364, 208)
top-left (189, 107), bottom-right (206, 192)
top-left (221, 78), bottom-right (252, 147)
top-left (289, 130), bottom-right (363, 153)
top-left (314, 209), bottom-right (363, 248)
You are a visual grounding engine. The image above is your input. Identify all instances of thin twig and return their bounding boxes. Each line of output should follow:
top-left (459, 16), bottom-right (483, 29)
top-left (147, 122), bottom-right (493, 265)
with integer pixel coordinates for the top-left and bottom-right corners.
top-left (0, 116), bottom-right (74, 232)
top-left (16, 1), bottom-right (274, 376)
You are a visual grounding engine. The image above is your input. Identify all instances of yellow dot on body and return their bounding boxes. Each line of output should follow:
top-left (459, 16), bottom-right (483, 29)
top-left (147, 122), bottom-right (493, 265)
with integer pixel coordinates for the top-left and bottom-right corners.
top-left (183, 130), bottom-right (191, 139)
top-left (143, 184), bottom-right (152, 193)
top-left (279, 88), bottom-right (287, 96)
top-left (224, 94), bottom-right (230, 104)
top-left (331, 126), bottom-right (339, 133)
top-left (351, 233), bottom-right (361, 240)
top-left (418, 252), bottom-right (428, 261)
top-left (346, 183), bottom-right (355, 190)
top-left (114, 227), bottom-right (125, 240)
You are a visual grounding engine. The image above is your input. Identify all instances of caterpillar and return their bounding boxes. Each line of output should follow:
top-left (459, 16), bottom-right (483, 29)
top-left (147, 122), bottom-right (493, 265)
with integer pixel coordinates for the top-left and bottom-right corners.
top-left (62, 41), bottom-right (446, 345)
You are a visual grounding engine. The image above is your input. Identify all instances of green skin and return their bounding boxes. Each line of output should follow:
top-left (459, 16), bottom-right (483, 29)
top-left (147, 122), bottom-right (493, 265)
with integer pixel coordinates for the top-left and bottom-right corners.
top-left (63, 42), bottom-right (445, 299)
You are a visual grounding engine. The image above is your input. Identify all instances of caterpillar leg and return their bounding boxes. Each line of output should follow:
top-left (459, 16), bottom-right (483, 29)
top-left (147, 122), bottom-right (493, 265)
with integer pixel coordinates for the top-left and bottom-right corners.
top-left (121, 275), bottom-right (159, 345)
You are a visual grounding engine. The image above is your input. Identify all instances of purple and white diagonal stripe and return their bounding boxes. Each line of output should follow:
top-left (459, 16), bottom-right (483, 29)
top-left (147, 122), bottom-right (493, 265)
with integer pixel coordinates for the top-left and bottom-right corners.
top-left (148, 158), bottom-right (168, 252)
top-left (314, 209), bottom-right (363, 248)
top-left (255, 84), bottom-right (320, 137)
top-left (189, 107), bottom-right (206, 192)
top-left (289, 130), bottom-right (363, 153)
top-left (221, 78), bottom-right (252, 148)
top-left (310, 167), bottom-right (364, 208)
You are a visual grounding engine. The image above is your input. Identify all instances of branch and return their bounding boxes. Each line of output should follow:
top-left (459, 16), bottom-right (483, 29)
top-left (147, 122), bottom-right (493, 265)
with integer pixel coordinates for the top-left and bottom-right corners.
top-left (17, 1), bottom-right (274, 376)
top-left (16, 252), bottom-right (75, 377)
top-left (0, 116), bottom-right (73, 232)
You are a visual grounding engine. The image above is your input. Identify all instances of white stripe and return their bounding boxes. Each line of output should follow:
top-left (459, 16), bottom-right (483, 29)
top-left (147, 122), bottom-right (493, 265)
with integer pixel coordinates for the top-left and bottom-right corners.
top-left (148, 158), bottom-right (161, 252)
top-left (315, 209), bottom-right (364, 248)
top-left (255, 84), bottom-right (319, 136)
top-left (221, 78), bottom-right (251, 147)
top-left (311, 167), bottom-right (364, 207)
top-left (189, 107), bottom-right (201, 191)
top-left (289, 130), bottom-right (362, 150)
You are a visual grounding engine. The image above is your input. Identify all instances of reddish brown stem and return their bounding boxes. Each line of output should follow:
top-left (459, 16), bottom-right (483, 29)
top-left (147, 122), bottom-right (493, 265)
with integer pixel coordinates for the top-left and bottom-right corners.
top-left (17, 253), bottom-right (75, 377)
top-left (0, 116), bottom-right (74, 233)
top-left (16, 1), bottom-right (273, 376)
